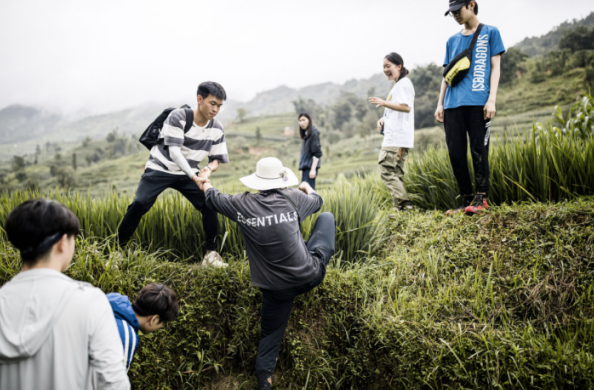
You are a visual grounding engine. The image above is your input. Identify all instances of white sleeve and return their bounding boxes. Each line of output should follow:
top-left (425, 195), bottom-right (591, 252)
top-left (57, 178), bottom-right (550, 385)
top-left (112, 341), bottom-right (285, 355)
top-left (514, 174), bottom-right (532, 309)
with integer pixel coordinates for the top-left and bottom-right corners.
top-left (170, 146), bottom-right (196, 178)
top-left (394, 80), bottom-right (415, 107)
top-left (88, 291), bottom-right (131, 390)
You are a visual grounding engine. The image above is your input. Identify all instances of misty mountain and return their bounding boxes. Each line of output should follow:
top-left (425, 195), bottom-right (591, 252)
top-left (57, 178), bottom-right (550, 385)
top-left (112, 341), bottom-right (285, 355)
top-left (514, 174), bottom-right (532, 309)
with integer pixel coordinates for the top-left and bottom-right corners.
top-left (0, 105), bottom-right (61, 144)
top-left (218, 73), bottom-right (390, 121)
top-left (50, 103), bottom-right (166, 142)
top-left (514, 11), bottom-right (594, 57)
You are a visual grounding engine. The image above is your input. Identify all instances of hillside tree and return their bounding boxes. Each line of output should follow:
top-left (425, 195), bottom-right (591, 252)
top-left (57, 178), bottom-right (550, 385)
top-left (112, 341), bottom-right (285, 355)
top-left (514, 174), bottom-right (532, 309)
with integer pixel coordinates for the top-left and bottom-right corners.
top-left (255, 126), bottom-right (262, 146)
top-left (332, 101), bottom-right (352, 129)
top-left (500, 48), bottom-right (529, 84)
top-left (292, 96), bottom-right (317, 116)
top-left (11, 156), bottom-right (26, 172)
top-left (558, 26), bottom-right (594, 52)
top-left (236, 108), bottom-right (248, 123)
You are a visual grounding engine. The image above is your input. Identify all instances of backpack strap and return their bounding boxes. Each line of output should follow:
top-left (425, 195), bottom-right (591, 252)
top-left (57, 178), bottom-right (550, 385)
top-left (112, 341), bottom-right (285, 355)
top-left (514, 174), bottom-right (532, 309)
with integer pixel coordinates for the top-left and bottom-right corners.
top-left (181, 104), bottom-right (194, 134)
top-left (270, 189), bottom-right (301, 225)
top-left (468, 23), bottom-right (484, 51)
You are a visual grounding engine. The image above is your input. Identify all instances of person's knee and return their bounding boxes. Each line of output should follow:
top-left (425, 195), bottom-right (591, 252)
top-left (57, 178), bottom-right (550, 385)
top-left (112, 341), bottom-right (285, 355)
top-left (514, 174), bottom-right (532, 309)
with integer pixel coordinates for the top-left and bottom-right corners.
top-left (318, 212), bottom-right (335, 226)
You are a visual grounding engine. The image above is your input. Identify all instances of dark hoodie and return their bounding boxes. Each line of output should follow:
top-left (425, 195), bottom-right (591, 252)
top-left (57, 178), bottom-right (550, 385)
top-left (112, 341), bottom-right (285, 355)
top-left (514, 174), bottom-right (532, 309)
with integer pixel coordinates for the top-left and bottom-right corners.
top-left (107, 293), bottom-right (140, 371)
top-left (298, 126), bottom-right (322, 170)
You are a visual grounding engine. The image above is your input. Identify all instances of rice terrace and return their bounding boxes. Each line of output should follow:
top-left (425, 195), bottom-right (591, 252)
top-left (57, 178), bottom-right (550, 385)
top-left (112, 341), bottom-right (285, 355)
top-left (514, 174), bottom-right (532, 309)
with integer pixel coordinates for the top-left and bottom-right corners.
top-left (1, 4), bottom-right (594, 390)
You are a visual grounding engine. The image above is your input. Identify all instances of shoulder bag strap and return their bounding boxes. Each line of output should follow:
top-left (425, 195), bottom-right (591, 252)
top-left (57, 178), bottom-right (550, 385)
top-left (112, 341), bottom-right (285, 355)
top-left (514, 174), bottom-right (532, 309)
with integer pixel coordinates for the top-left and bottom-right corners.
top-left (467, 23), bottom-right (484, 52)
top-left (181, 105), bottom-right (194, 133)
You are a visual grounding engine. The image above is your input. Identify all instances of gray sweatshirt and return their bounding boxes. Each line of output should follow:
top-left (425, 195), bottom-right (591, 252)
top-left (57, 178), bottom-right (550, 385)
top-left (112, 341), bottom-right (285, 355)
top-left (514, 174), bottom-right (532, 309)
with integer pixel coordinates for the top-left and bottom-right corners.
top-left (0, 269), bottom-right (130, 390)
top-left (206, 187), bottom-right (323, 290)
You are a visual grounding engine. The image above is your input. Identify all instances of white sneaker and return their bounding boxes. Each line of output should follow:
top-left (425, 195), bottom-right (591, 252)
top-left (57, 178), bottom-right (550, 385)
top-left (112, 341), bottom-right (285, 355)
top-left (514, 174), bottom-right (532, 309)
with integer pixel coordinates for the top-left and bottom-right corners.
top-left (201, 251), bottom-right (228, 268)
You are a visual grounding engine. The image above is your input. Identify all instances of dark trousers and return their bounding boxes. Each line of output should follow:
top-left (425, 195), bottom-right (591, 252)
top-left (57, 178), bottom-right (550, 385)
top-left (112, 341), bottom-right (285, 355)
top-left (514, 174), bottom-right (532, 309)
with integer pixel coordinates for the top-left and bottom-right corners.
top-left (255, 212), bottom-right (336, 390)
top-left (444, 106), bottom-right (492, 196)
top-left (301, 169), bottom-right (318, 190)
top-left (117, 169), bottom-right (218, 250)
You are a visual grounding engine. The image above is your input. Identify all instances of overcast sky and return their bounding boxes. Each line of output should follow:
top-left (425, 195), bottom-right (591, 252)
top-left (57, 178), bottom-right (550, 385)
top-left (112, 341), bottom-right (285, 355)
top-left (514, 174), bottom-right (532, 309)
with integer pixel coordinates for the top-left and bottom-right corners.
top-left (1, 0), bottom-right (593, 114)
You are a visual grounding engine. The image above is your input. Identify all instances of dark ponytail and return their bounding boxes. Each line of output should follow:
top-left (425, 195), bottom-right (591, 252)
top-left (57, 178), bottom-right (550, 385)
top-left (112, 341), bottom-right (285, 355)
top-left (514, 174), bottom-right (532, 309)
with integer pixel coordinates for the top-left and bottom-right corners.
top-left (384, 52), bottom-right (409, 81)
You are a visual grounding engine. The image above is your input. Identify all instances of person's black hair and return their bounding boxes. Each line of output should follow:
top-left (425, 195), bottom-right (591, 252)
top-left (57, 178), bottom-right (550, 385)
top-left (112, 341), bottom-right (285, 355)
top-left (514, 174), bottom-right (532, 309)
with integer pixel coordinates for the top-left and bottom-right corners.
top-left (384, 53), bottom-right (409, 81)
top-left (132, 283), bottom-right (179, 323)
top-left (298, 113), bottom-right (313, 140)
top-left (5, 199), bottom-right (80, 265)
top-left (197, 81), bottom-right (227, 101)
top-left (465, 0), bottom-right (479, 15)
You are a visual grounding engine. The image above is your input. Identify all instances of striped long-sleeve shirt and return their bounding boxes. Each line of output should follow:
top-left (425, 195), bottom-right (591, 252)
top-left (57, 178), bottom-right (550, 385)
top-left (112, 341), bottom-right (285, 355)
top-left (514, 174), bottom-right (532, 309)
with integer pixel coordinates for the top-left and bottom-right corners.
top-left (145, 108), bottom-right (229, 175)
top-left (107, 293), bottom-right (139, 371)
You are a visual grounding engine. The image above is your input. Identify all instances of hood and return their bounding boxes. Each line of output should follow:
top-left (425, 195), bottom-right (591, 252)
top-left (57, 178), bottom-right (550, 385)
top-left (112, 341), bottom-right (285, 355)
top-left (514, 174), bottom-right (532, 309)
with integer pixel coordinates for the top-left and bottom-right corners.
top-left (107, 293), bottom-right (139, 332)
top-left (0, 269), bottom-right (80, 362)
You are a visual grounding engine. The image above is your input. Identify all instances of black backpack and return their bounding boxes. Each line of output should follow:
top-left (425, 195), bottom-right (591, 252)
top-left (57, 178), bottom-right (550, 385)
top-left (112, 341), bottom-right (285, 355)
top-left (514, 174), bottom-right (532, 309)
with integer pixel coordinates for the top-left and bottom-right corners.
top-left (138, 105), bottom-right (194, 150)
top-left (442, 24), bottom-right (484, 87)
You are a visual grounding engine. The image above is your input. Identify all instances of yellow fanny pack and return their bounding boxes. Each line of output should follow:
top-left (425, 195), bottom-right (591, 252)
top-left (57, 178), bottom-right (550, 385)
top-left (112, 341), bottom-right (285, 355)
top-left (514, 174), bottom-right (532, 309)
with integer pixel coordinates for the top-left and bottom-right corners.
top-left (443, 24), bottom-right (484, 87)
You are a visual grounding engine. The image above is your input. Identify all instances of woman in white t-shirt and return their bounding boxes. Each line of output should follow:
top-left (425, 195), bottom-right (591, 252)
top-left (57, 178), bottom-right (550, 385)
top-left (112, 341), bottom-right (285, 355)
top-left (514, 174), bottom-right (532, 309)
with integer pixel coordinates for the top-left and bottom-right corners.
top-left (369, 52), bottom-right (415, 216)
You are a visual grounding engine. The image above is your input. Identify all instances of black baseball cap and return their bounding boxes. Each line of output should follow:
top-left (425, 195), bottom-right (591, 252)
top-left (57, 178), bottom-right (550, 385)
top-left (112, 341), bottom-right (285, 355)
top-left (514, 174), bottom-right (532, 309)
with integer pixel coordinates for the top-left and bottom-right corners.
top-left (445, 0), bottom-right (475, 16)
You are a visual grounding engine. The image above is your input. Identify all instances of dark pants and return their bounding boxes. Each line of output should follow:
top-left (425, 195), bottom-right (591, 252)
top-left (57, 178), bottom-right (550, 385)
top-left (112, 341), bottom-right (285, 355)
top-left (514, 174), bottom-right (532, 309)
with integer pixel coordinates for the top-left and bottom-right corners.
top-left (301, 169), bottom-right (318, 190)
top-left (444, 106), bottom-right (492, 196)
top-left (117, 169), bottom-right (218, 250)
top-left (256, 212), bottom-right (336, 390)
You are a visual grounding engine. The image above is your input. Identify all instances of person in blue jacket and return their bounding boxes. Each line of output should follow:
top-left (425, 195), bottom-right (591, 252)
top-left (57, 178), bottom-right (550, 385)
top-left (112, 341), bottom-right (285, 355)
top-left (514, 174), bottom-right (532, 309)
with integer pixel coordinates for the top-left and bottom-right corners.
top-left (107, 283), bottom-right (179, 370)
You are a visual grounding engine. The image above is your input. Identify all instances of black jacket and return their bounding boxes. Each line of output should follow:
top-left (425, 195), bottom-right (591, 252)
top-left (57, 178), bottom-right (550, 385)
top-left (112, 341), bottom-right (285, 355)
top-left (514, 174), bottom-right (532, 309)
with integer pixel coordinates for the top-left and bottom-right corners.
top-left (298, 127), bottom-right (322, 170)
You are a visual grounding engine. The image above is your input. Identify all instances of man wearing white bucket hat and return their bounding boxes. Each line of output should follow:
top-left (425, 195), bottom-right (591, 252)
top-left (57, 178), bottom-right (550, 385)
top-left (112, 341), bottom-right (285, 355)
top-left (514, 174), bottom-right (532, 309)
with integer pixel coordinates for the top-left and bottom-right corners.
top-left (199, 157), bottom-right (336, 390)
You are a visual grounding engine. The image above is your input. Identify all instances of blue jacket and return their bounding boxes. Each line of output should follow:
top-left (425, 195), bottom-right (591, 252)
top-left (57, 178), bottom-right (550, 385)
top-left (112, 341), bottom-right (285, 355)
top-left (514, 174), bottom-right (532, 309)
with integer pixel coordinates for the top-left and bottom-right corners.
top-left (107, 293), bottom-right (139, 371)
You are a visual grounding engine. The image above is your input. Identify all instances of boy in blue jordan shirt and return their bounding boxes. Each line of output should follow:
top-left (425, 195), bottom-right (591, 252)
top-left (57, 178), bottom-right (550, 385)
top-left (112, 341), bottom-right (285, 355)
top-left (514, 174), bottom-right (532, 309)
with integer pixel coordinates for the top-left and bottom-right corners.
top-left (435, 0), bottom-right (505, 216)
top-left (108, 284), bottom-right (179, 371)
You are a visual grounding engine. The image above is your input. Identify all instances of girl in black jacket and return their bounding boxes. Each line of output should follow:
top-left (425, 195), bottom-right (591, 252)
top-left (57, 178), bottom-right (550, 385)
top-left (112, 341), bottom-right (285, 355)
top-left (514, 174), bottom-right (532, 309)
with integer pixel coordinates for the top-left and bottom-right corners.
top-left (297, 113), bottom-right (322, 190)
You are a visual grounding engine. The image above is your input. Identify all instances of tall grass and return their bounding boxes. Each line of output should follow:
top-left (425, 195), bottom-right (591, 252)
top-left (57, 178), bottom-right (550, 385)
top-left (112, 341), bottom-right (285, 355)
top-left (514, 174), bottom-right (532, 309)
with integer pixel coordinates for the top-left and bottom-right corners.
top-left (405, 126), bottom-right (594, 209)
top-left (0, 178), bottom-right (388, 262)
top-left (303, 175), bottom-right (390, 262)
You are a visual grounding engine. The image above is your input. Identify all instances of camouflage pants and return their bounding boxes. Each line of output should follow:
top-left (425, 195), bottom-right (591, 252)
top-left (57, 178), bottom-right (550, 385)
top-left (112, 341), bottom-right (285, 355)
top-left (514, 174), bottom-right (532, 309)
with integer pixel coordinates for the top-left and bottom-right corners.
top-left (378, 148), bottom-right (412, 209)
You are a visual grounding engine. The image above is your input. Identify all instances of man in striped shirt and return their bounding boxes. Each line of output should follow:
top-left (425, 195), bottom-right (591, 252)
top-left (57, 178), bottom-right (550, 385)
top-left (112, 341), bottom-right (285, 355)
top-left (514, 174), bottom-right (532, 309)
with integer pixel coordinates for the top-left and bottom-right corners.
top-left (107, 284), bottom-right (179, 371)
top-left (118, 81), bottom-right (229, 266)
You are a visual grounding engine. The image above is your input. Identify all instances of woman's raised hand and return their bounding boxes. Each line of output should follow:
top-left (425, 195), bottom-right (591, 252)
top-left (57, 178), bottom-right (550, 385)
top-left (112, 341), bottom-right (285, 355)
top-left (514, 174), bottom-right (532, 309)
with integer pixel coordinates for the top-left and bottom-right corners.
top-left (368, 97), bottom-right (385, 108)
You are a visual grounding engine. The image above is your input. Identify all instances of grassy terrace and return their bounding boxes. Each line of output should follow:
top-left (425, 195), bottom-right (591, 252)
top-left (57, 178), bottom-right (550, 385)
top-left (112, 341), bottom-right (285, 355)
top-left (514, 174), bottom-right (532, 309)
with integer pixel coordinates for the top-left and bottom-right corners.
top-left (1, 196), bottom-right (593, 389)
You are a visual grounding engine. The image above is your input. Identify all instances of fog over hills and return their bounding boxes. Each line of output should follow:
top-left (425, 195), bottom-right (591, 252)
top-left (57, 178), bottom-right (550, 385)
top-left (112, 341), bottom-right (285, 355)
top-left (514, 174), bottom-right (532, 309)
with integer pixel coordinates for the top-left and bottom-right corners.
top-left (0, 72), bottom-right (390, 156)
top-left (0, 105), bottom-right (62, 145)
top-left (2, 10), bottom-right (593, 157)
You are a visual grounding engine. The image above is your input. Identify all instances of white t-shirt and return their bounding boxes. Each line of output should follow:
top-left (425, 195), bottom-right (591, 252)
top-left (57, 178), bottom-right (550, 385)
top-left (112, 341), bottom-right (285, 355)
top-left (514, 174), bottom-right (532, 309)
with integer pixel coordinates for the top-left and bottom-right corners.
top-left (382, 77), bottom-right (415, 149)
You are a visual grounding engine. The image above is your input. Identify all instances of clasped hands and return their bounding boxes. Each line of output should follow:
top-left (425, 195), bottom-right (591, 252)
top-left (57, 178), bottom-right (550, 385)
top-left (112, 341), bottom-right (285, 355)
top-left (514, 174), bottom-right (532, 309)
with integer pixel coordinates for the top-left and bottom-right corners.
top-left (192, 167), bottom-right (212, 190)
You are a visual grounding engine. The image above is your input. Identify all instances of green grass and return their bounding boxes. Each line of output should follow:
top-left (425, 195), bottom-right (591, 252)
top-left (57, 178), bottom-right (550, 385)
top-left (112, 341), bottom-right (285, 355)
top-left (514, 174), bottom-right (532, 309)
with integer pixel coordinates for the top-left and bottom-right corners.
top-left (1, 197), bottom-right (593, 389)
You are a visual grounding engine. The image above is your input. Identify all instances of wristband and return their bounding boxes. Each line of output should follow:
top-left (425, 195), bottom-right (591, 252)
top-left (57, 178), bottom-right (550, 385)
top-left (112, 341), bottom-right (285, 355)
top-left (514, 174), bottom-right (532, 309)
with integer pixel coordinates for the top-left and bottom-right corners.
top-left (204, 165), bottom-right (212, 172)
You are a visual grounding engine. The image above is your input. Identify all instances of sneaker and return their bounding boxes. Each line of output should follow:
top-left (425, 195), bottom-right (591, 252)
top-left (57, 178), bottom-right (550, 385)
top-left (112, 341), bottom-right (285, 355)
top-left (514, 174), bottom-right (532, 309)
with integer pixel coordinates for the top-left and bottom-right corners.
top-left (201, 251), bottom-right (228, 268)
top-left (446, 196), bottom-right (474, 216)
top-left (465, 195), bottom-right (489, 215)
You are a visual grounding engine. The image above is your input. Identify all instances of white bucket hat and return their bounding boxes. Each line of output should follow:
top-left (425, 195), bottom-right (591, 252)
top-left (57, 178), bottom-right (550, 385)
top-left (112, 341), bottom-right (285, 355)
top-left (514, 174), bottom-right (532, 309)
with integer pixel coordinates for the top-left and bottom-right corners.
top-left (240, 157), bottom-right (299, 191)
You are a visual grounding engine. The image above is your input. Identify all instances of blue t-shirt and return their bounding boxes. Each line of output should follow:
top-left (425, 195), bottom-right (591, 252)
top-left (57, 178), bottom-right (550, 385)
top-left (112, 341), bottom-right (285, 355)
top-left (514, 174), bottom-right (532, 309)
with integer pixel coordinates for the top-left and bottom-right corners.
top-left (443, 25), bottom-right (506, 110)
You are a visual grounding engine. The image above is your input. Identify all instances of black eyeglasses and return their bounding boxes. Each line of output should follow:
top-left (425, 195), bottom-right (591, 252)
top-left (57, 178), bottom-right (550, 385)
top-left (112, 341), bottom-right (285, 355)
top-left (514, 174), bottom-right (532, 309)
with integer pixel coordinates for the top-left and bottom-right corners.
top-left (449, 8), bottom-right (463, 17)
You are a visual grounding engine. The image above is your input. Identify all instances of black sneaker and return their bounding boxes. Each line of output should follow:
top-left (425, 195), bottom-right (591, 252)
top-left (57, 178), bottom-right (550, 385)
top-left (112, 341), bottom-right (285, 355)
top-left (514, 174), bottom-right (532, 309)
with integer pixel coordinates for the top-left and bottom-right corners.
top-left (446, 196), bottom-right (474, 216)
